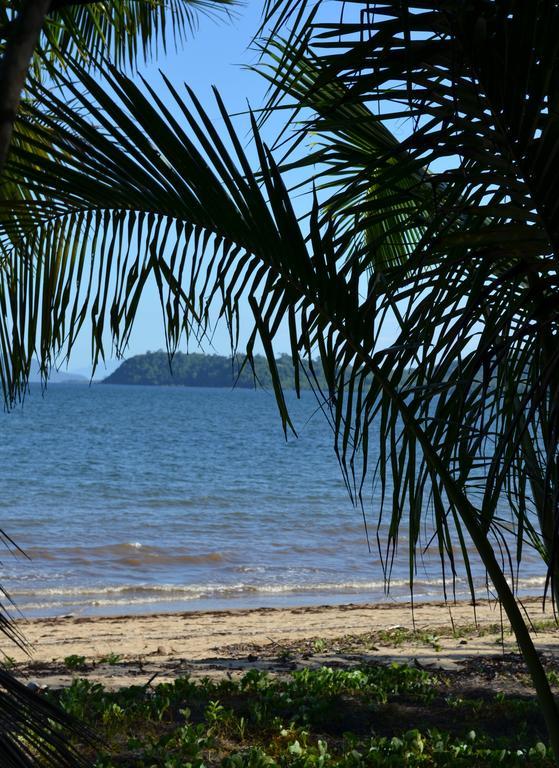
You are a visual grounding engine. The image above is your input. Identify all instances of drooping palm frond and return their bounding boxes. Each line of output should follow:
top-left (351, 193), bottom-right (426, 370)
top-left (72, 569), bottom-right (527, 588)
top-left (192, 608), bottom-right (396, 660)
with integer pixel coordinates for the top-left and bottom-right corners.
top-left (0, 507), bottom-right (90, 766)
top-left (0, 669), bottom-right (90, 768)
top-left (5, 0), bottom-right (559, 755)
top-left (0, 46), bottom-right (549, 617)
top-left (254, 3), bottom-right (559, 588)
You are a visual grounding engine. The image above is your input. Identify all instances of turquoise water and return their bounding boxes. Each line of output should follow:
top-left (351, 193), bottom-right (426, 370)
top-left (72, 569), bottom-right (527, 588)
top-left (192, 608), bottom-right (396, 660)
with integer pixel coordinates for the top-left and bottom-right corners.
top-left (0, 384), bottom-right (545, 617)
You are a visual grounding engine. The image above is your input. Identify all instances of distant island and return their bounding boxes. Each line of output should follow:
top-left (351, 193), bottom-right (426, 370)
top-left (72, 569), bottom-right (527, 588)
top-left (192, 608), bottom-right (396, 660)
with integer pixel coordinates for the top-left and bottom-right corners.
top-left (30, 361), bottom-right (88, 384)
top-left (103, 351), bottom-right (328, 390)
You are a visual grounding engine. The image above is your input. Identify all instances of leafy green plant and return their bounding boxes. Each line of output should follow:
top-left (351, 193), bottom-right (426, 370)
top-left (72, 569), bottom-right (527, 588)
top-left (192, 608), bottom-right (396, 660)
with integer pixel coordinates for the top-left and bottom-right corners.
top-left (57, 678), bottom-right (106, 720)
top-left (101, 702), bottom-right (125, 736)
top-left (64, 654), bottom-right (87, 672)
top-left (43, 664), bottom-right (558, 767)
top-left (311, 639), bottom-right (327, 654)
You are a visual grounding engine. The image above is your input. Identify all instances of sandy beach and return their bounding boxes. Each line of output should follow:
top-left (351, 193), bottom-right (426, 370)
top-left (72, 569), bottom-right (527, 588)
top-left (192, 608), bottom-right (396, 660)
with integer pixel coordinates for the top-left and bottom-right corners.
top-left (5, 597), bottom-right (558, 689)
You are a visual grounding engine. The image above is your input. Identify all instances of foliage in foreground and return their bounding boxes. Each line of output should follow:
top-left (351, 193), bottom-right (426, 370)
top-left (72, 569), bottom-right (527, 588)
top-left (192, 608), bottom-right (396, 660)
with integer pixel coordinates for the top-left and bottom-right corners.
top-left (44, 664), bottom-right (555, 767)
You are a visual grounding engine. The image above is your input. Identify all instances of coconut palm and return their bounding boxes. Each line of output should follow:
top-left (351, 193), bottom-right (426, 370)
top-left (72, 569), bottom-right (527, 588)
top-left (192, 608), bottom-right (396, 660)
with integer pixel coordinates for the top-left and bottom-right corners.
top-left (4, 0), bottom-right (559, 761)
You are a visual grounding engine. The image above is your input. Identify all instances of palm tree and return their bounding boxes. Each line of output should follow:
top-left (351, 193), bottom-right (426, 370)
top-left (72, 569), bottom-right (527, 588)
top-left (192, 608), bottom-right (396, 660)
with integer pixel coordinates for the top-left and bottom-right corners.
top-left (0, 0), bottom-right (234, 172)
top-left (0, 0), bottom-right (234, 764)
top-left (4, 0), bottom-right (559, 760)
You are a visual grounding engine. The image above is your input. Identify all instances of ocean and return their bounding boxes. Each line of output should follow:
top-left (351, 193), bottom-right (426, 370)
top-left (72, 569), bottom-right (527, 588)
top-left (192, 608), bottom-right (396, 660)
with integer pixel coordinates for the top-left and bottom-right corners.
top-left (0, 383), bottom-right (546, 618)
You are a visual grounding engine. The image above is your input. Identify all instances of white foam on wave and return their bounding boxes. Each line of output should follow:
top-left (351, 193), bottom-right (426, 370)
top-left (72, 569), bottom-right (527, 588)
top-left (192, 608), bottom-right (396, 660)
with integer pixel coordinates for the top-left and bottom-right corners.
top-left (513, 576), bottom-right (547, 587)
top-left (7, 575), bottom-right (548, 616)
top-left (7, 576), bottom-right (489, 611)
top-left (10, 578), bottom-right (414, 599)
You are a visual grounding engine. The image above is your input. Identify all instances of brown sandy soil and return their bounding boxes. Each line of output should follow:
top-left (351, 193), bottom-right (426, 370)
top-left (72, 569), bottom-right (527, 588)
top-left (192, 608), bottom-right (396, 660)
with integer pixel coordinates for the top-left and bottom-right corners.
top-left (4, 598), bottom-right (559, 691)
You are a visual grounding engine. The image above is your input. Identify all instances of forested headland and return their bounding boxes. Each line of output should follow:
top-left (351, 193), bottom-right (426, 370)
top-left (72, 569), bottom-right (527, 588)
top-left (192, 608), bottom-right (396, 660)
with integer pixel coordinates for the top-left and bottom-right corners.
top-left (103, 351), bottom-right (327, 390)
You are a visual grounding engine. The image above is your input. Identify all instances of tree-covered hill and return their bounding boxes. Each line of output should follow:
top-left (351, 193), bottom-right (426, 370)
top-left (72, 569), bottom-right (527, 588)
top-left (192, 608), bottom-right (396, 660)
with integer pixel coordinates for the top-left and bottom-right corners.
top-left (103, 351), bottom-right (327, 390)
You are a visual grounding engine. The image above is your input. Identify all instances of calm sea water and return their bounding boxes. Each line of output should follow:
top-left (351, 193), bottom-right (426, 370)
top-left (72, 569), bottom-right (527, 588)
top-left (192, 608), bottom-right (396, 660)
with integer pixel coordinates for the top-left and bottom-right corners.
top-left (0, 384), bottom-right (546, 618)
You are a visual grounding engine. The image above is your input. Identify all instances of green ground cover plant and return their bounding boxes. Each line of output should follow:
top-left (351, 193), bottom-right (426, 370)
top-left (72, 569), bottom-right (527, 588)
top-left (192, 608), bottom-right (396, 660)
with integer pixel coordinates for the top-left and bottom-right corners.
top-left (46, 664), bottom-right (555, 767)
top-left (64, 655), bottom-right (88, 672)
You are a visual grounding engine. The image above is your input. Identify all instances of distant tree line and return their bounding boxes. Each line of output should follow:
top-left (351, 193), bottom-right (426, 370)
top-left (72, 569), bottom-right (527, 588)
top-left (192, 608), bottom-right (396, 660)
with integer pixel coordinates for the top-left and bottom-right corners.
top-left (103, 352), bottom-right (328, 390)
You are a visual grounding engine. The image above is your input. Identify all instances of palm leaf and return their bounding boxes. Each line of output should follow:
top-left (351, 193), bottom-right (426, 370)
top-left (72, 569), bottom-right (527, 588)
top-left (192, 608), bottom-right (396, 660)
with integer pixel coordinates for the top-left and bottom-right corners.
top-left (0, 670), bottom-right (90, 768)
top-left (1, 0), bottom-right (237, 77)
top-left (6, 0), bottom-right (559, 751)
top-left (1, 56), bottom-right (546, 603)
top-left (255, 5), bottom-right (559, 591)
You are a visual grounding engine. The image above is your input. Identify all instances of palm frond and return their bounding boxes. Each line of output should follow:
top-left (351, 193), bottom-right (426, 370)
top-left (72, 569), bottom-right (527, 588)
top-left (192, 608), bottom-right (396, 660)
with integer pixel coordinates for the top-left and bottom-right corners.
top-left (0, 55), bottom-right (541, 596)
top-left (0, 669), bottom-right (90, 768)
top-left (1, 0), bottom-right (237, 77)
top-left (253, 37), bottom-right (429, 271)
top-left (5, 0), bottom-right (559, 752)
top-left (43, 0), bottom-right (237, 71)
top-left (6, 29), bottom-right (559, 741)
top-left (255, 2), bottom-right (559, 585)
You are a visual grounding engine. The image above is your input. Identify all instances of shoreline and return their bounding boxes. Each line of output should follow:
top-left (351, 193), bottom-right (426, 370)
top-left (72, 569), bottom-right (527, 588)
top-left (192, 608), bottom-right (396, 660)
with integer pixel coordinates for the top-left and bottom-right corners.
top-left (9, 580), bottom-right (550, 620)
top-left (6, 596), bottom-right (559, 689)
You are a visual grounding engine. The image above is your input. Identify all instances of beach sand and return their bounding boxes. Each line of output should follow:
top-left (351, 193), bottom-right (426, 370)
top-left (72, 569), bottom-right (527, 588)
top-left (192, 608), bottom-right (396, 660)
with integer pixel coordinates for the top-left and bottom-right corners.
top-left (5, 597), bottom-right (559, 690)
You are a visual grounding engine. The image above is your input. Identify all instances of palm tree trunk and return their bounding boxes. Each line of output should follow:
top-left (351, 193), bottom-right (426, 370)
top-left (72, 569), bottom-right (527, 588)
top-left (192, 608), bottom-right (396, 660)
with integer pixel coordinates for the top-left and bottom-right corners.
top-left (519, 429), bottom-right (559, 605)
top-left (462, 510), bottom-right (559, 762)
top-left (412, 418), bottom-right (559, 761)
top-left (0, 0), bottom-right (52, 175)
top-left (355, 347), bottom-right (559, 762)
